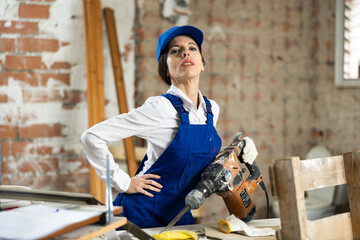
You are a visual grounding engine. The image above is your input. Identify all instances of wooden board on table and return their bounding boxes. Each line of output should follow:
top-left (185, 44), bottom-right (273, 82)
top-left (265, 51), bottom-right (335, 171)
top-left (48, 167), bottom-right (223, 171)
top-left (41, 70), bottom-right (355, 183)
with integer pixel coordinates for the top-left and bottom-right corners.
top-left (51, 216), bottom-right (127, 240)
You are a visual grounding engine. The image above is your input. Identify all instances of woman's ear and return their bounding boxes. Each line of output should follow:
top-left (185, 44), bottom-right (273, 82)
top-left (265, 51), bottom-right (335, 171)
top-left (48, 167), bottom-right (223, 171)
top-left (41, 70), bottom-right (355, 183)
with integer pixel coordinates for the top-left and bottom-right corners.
top-left (201, 61), bottom-right (205, 72)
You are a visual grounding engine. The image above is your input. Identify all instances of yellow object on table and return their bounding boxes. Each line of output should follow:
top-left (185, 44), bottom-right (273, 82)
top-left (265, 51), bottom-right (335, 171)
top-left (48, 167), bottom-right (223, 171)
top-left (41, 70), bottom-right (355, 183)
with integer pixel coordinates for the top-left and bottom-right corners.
top-left (152, 230), bottom-right (198, 240)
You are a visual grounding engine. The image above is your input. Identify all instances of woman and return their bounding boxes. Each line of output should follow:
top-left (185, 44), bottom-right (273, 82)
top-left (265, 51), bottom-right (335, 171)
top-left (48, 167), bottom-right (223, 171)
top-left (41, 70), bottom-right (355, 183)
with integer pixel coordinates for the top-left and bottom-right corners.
top-left (81, 25), bottom-right (258, 228)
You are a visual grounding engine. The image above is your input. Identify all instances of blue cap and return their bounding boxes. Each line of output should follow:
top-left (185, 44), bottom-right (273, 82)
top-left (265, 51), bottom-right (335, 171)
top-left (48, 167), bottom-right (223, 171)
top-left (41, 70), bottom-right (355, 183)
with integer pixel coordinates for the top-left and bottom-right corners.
top-left (156, 25), bottom-right (204, 63)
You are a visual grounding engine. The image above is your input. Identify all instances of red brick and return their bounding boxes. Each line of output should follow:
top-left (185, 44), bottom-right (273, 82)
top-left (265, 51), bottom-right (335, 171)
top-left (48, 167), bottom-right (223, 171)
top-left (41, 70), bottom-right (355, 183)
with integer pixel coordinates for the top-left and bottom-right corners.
top-left (40, 73), bottom-right (70, 86)
top-left (19, 4), bottom-right (50, 19)
top-left (1, 141), bottom-right (32, 157)
top-left (0, 72), bottom-right (38, 86)
top-left (5, 55), bottom-right (47, 70)
top-left (0, 73), bottom-right (7, 85)
top-left (0, 38), bottom-right (15, 52)
top-left (0, 125), bottom-right (17, 139)
top-left (22, 89), bottom-right (62, 103)
top-left (18, 158), bottom-right (59, 174)
top-left (38, 158), bottom-right (59, 172)
top-left (0, 93), bottom-right (8, 103)
top-left (36, 145), bottom-right (53, 155)
top-left (18, 161), bottom-right (36, 174)
top-left (62, 157), bottom-right (88, 171)
top-left (18, 38), bottom-right (59, 52)
top-left (61, 172), bottom-right (89, 193)
top-left (19, 123), bottom-right (62, 138)
top-left (0, 21), bottom-right (38, 34)
top-left (61, 42), bottom-right (70, 47)
top-left (63, 89), bottom-right (83, 106)
top-left (22, 89), bottom-right (47, 102)
top-left (283, 21), bottom-right (291, 32)
top-left (34, 175), bottom-right (62, 190)
top-left (50, 62), bottom-right (71, 69)
top-left (1, 160), bottom-right (15, 174)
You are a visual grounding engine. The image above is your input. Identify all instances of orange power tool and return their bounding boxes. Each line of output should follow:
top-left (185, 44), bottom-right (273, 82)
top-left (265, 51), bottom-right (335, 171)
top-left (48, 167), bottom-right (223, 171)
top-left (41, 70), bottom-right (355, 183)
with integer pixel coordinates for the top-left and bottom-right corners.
top-left (163, 133), bottom-right (269, 232)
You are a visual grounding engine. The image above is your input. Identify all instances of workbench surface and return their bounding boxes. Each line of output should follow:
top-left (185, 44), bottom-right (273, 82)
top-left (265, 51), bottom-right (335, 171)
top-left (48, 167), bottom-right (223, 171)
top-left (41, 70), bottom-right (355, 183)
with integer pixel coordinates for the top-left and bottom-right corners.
top-left (118, 218), bottom-right (281, 240)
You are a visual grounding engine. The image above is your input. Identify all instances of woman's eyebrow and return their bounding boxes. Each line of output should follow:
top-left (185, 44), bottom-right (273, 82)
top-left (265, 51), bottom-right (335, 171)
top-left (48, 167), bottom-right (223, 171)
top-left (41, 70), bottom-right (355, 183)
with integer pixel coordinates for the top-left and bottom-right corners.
top-left (169, 41), bottom-right (197, 49)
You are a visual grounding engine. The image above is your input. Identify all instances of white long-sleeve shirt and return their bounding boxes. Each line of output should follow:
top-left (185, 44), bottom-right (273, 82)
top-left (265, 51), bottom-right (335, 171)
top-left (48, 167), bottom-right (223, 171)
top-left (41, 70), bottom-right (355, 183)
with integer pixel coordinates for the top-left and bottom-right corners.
top-left (81, 85), bottom-right (220, 193)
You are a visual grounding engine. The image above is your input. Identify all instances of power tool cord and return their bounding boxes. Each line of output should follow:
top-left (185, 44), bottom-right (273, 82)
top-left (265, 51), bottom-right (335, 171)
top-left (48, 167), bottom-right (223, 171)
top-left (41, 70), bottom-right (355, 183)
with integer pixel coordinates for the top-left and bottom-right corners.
top-left (259, 181), bottom-right (269, 219)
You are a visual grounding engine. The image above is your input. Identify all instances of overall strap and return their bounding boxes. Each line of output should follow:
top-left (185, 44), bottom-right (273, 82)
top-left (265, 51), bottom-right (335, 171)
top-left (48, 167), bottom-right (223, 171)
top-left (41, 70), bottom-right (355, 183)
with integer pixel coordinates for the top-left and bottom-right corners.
top-left (203, 96), bottom-right (214, 125)
top-left (162, 94), bottom-right (190, 124)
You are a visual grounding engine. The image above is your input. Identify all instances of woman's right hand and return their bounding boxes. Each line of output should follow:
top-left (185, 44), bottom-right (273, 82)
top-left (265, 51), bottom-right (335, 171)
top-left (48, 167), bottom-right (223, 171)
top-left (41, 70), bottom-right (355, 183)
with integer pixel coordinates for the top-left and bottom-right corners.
top-left (126, 174), bottom-right (163, 197)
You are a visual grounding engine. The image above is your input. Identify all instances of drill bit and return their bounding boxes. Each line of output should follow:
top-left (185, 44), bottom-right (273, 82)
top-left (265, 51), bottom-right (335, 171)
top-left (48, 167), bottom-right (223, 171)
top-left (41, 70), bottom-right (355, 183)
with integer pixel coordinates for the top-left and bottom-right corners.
top-left (160, 206), bottom-right (190, 233)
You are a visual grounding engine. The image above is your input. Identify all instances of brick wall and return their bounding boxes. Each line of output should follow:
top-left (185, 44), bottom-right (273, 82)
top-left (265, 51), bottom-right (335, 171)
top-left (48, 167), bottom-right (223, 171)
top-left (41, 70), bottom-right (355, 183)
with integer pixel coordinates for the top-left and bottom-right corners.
top-left (0, 0), bottom-right (135, 193)
top-left (0, 0), bottom-right (134, 193)
top-left (0, 0), bottom-right (88, 192)
top-left (134, 0), bottom-right (360, 222)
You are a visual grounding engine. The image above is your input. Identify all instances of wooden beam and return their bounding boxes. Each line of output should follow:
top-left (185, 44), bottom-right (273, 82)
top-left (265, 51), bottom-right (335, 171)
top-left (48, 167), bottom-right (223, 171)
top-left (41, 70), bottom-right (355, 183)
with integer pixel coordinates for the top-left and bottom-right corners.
top-left (82, 0), bottom-right (106, 203)
top-left (344, 150), bottom-right (360, 239)
top-left (308, 213), bottom-right (352, 240)
top-left (273, 157), bottom-right (308, 240)
top-left (300, 155), bottom-right (346, 191)
top-left (103, 7), bottom-right (138, 177)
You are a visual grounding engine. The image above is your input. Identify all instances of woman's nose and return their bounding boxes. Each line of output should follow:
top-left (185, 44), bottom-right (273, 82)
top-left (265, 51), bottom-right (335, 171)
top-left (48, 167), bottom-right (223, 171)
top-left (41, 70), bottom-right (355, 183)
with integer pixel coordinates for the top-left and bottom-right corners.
top-left (182, 50), bottom-right (190, 57)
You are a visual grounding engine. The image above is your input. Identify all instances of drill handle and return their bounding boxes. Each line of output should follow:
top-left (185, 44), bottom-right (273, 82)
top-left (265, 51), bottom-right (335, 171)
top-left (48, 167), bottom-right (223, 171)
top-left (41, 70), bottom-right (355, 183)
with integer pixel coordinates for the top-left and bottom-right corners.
top-left (244, 162), bottom-right (261, 181)
top-left (231, 133), bottom-right (261, 181)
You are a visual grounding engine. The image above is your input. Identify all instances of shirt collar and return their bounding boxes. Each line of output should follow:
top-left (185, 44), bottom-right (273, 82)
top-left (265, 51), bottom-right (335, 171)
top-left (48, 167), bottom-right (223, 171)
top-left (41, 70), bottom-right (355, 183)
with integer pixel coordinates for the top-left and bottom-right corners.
top-left (167, 85), bottom-right (206, 111)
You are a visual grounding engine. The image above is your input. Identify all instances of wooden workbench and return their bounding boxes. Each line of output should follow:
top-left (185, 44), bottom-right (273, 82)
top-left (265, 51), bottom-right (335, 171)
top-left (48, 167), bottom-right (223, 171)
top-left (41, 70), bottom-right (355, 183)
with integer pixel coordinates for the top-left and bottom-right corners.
top-left (118, 218), bottom-right (281, 240)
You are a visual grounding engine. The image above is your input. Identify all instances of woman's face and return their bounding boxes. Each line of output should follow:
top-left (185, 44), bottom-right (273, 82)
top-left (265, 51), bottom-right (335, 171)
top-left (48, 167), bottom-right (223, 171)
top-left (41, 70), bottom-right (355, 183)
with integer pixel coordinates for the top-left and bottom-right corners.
top-left (166, 35), bottom-right (204, 84)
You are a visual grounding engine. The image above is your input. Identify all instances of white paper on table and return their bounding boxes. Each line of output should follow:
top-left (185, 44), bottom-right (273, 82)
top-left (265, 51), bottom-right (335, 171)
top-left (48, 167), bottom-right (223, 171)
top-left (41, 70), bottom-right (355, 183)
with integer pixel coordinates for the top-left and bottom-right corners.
top-left (218, 214), bottom-right (275, 237)
top-left (0, 203), bottom-right (102, 240)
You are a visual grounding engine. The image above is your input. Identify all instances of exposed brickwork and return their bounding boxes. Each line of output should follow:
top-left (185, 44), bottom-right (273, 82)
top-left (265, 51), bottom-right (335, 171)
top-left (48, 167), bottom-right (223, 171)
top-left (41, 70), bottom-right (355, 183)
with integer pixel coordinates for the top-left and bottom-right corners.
top-left (133, 0), bottom-right (360, 222)
top-left (18, 38), bottom-right (59, 52)
top-left (0, 38), bottom-right (15, 52)
top-left (19, 123), bottom-right (62, 139)
top-left (5, 55), bottom-right (47, 70)
top-left (0, 94), bottom-right (8, 103)
top-left (19, 4), bottom-right (50, 19)
top-left (50, 62), bottom-right (72, 70)
top-left (0, 125), bottom-right (17, 139)
top-left (40, 73), bottom-right (70, 86)
top-left (1, 141), bottom-right (33, 158)
top-left (0, 0), bottom-right (86, 194)
top-left (0, 21), bottom-right (38, 34)
top-left (0, 72), bottom-right (38, 86)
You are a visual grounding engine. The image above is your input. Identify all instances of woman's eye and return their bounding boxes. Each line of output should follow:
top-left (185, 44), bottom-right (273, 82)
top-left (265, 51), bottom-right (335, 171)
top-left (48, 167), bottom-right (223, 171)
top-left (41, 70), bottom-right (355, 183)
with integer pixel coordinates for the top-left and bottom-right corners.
top-left (170, 49), bottom-right (179, 54)
top-left (190, 47), bottom-right (197, 51)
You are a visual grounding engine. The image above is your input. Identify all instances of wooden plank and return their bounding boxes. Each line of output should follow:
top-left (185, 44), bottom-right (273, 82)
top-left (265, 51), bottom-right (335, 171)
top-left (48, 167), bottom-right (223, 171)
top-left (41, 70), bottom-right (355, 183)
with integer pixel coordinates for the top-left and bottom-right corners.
top-left (307, 213), bottom-right (352, 240)
top-left (344, 150), bottom-right (360, 239)
top-left (273, 157), bottom-right (308, 240)
top-left (51, 217), bottom-right (127, 240)
top-left (300, 156), bottom-right (346, 191)
top-left (103, 8), bottom-right (138, 177)
top-left (82, 0), bottom-right (106, 203)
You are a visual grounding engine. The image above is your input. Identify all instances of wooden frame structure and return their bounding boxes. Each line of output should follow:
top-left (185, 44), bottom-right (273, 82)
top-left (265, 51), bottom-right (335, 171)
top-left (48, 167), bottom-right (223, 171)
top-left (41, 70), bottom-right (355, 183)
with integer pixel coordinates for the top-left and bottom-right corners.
top-left (270, 150), bottom-right (360, 239)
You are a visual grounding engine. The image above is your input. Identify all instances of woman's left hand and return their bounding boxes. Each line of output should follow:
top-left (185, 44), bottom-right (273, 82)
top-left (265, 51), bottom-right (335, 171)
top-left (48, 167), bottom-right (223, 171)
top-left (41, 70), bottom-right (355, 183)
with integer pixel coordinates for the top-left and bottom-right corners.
top-left (126, 174), bottom-right (163, 197)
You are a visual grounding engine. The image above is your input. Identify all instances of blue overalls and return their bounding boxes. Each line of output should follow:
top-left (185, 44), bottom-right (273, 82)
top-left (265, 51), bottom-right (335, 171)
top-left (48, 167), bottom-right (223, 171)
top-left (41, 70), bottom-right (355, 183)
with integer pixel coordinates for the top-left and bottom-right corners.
top-left (113, 94), bottom-right (222, 228)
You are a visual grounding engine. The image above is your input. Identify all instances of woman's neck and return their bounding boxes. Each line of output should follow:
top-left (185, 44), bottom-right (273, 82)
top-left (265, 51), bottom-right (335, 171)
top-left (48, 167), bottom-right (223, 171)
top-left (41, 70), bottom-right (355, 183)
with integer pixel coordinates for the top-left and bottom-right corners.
top-left (173, 79), bottom-right (199, 108)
